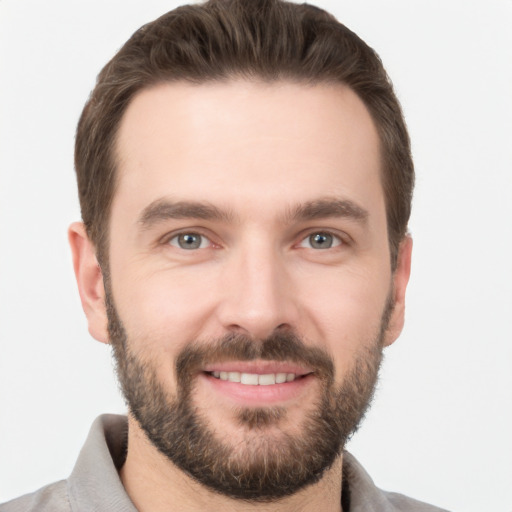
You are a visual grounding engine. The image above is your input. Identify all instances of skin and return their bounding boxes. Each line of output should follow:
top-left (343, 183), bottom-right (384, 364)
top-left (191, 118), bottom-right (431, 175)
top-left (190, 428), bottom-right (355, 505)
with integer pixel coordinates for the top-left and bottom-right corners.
top-left (69, 80), bottom-right (412, 512)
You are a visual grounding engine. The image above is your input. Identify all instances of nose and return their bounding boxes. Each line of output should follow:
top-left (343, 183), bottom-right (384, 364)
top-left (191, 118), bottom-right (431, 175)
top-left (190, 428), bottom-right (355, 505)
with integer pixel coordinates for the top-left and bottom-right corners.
top-left (216, 238), bottom-right (300, 340)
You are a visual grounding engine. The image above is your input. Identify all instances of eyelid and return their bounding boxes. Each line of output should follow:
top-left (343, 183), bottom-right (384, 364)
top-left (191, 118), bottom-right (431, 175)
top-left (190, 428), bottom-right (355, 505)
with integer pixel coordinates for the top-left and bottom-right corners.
top-left (296, 229), bottom-right (349, 249)
top-left (158, 227), bottom-right (350, 250)
top-left (160, 228), bottom-right (217, 249)
top-left (170, 234), bottom-right (209, 250)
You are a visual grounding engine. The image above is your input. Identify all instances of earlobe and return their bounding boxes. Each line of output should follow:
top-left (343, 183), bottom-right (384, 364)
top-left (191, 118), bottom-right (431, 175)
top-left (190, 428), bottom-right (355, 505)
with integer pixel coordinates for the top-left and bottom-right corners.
top-left (68, 222), bottom-right (109, 344)
top-left (383, 236), bottom-right (413, 347)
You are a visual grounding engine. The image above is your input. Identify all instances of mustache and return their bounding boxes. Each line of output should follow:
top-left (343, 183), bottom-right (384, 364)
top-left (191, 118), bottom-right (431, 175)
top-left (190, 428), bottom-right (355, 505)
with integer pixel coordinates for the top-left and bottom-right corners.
top-left (175, 331), bottom-right (335, 387)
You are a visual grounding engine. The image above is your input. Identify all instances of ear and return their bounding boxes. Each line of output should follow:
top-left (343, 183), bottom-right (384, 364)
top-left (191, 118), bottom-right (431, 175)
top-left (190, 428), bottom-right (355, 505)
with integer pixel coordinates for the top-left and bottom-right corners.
top-left (382, 236), bottom-right (413, 347)
top-left (68, 222), bottom-right (109, 344)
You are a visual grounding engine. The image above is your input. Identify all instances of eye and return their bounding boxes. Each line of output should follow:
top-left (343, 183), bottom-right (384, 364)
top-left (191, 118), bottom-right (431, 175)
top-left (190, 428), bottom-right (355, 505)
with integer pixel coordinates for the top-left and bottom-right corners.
top-left (168, 232), bottom-right (211, 250)
top-left (299, 232), bottom-right (342, 250)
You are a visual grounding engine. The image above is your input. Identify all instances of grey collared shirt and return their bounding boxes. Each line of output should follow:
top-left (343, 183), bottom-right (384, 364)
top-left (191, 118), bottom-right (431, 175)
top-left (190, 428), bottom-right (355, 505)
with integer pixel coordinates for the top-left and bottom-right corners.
top-left (0, 415), bottom-right (449, 511)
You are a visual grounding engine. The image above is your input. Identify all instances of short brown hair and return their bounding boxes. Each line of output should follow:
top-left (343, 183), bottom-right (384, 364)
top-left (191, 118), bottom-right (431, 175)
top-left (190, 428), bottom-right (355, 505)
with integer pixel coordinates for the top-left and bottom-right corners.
top-left (75, 0), bottom-right (413, 269)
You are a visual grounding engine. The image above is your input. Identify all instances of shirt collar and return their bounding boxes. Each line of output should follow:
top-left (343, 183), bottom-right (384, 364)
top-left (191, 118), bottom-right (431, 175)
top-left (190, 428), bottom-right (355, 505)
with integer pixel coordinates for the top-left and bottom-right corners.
top-left (67, 414), bottom-right (137, 511)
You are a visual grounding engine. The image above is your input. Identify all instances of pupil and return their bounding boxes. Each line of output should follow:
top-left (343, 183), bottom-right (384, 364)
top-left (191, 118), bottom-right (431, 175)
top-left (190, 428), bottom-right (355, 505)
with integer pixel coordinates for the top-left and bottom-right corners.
top-left (311, 233), bottom-right (332, 249)
top-left (179, 234), bottom-right (201, 249)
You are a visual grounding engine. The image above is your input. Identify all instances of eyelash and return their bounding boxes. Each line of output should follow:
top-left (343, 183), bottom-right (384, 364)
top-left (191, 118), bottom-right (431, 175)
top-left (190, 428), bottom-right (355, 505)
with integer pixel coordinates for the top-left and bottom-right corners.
top-left (297, 231), bottom-right (344, 250)
top-left (166, 231), bottom-right (214, 250)
top-left (164, 229), bottom-right (347, 251)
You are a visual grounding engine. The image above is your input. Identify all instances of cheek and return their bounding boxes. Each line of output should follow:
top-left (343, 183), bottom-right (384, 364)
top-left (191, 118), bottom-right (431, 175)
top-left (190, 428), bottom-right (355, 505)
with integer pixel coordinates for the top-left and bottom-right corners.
top-left (109, 269), bottom-right (219, 393)
top-left (299, 264), bottom-right (390, 369)
top-left (111, 263), bottom-right (219, 349)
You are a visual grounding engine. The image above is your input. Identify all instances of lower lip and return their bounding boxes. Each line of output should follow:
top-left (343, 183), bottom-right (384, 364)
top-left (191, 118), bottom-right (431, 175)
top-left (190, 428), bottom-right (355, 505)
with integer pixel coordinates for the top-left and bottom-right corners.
top-left (198, 372), bottom-right (314, 406)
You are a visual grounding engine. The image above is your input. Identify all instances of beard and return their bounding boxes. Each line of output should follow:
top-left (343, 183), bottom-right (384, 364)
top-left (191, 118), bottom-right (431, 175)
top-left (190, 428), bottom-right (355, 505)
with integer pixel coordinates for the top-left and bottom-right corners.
top-left (106, 288), bottom-right (390, 502)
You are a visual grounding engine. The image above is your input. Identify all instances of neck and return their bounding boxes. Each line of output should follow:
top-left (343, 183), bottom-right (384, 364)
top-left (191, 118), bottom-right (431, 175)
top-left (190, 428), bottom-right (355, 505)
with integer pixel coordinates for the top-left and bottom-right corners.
top-left (120, 415), bottom-right (343, 512)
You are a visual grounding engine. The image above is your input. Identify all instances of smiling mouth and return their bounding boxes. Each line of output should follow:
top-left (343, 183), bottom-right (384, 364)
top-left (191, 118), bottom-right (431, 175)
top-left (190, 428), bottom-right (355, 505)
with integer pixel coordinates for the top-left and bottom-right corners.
top-left (206, 371), bottom-right (310, 385)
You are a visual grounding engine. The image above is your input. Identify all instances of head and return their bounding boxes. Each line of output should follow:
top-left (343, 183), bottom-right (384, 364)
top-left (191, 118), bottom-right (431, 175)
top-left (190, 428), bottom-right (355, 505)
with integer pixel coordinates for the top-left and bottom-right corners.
top-left (70, 0), bottom-right (413, 503)
top-left (74, 0), bottom-right (413, 272)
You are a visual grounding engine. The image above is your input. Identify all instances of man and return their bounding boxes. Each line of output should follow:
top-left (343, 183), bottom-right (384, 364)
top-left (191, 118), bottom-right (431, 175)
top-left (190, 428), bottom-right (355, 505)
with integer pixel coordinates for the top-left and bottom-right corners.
top-left (1, 0), bottom-right (449, 510)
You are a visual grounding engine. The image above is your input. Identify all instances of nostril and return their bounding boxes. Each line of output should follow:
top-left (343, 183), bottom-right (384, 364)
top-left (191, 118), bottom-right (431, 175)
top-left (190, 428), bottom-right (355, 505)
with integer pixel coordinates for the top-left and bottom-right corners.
top-left (228, 324), bottom-right (244, 333)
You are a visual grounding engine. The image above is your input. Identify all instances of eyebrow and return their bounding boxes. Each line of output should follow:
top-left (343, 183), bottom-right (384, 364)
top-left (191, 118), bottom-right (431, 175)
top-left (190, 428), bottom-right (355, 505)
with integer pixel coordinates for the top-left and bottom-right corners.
top-left (138, 199), bottom-right (235, 229)
top-left (284, 198), bottom-right (368, 224)
top-left (138, 197), bottom-right (368, 230)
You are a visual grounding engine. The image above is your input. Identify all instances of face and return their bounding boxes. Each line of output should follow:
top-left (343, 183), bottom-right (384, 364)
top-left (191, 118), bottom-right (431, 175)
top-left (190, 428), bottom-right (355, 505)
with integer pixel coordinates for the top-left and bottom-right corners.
top-left (71, 80), bottom-right (411, 500)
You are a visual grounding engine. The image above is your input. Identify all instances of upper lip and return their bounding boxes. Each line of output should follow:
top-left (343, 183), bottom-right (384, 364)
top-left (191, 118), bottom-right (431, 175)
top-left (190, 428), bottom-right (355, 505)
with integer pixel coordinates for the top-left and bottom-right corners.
top-left (203, 360), bottom-right (313, 376)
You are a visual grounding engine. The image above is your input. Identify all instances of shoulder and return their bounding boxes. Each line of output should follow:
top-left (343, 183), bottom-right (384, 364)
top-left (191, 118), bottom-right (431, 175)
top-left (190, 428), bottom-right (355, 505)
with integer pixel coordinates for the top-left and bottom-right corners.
top-left (343, 451), bottom-right (450, 512)
top-left (382, 491), bottom-right (450, 512)
top-left (0, 481), bottom-right (70, 512)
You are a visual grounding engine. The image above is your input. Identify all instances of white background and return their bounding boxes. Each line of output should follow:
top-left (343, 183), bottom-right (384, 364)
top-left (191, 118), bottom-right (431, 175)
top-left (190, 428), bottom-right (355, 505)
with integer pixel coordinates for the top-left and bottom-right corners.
top-left (1, 1), bottom-right (511, 510)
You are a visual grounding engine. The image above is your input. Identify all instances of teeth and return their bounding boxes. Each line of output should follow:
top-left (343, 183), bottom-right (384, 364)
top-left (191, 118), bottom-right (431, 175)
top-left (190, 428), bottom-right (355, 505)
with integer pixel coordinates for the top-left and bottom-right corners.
top-left (258, 374), bottom-right (276, 385)
top-left (211, 371), bottom-right (298, 385)
top-left (228, 371), bottom-right (241, 383)
top-left (240, 373), bottom-right (259, 385)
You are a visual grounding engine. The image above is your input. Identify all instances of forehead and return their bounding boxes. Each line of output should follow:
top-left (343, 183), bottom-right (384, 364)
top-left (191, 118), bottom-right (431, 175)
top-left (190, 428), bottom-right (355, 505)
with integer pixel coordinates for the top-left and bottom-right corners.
top-left (113, 80), bottom-right (382, 220)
